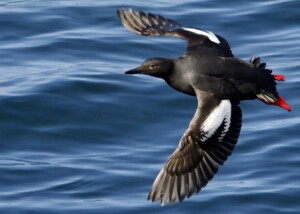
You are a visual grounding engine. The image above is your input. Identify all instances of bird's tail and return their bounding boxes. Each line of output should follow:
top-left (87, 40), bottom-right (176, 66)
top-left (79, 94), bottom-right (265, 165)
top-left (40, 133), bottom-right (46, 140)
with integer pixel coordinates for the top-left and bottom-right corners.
top-left (250, 56), bottom-right (291, 111)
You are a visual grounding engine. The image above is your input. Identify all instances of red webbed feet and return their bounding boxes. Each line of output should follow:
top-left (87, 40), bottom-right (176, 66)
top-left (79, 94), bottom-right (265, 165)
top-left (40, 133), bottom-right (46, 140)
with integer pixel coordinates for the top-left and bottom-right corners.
top-left (272, 74), bottom-right (285, 81)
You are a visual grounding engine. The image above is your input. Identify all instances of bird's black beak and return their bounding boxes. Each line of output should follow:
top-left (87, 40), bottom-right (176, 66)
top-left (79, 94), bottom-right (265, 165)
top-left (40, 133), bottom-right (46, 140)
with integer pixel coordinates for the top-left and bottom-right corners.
top-left (125, 67), bottom-right (141, 74)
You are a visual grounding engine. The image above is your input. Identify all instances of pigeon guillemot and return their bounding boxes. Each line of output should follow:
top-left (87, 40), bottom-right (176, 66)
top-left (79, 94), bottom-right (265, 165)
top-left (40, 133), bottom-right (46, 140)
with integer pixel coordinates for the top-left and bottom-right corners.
top-left (117, 8), bottom-right (291, 205)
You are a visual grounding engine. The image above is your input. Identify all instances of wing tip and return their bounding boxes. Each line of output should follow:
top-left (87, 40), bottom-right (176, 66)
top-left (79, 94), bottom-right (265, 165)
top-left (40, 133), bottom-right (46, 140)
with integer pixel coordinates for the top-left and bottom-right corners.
top-left (117, 8), bottom-right (183, 38)
top-left (117, 8), bottom-right (145, 35)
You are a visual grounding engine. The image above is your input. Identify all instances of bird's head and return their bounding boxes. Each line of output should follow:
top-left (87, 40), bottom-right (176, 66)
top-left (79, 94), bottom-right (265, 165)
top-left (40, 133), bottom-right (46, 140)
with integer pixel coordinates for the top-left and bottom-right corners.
top-left (125, 58), bottom-right (173, 79)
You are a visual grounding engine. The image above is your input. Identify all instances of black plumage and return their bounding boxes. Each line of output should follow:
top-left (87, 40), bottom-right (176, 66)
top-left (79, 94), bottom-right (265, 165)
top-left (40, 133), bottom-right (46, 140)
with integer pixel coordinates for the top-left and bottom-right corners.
top-left (117, 8), bottom-right (291, 205)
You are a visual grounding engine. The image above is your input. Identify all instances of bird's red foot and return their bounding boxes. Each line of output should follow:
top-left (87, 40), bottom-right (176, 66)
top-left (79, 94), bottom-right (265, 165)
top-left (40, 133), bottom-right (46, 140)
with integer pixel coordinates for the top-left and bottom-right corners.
top-left (272, 96), bottom-right (291, 111)
top-left (272, 74), bottom-right (285, 81)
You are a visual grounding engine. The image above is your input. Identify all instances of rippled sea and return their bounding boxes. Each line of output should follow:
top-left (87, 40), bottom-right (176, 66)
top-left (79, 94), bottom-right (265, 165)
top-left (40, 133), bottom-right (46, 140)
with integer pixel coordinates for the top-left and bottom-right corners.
top-left (0, 0), bottom-right (299, 213)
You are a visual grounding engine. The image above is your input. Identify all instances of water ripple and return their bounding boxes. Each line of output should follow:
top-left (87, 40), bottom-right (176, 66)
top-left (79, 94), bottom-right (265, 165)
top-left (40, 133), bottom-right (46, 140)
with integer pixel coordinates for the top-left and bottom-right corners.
top-left (0, 1), bottom-right (300, 213)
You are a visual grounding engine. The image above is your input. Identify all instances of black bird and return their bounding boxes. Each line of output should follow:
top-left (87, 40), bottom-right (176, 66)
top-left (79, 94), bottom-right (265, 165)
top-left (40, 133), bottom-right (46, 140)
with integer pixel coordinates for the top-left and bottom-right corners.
top-left (117, 8), bottom-right (291, 205)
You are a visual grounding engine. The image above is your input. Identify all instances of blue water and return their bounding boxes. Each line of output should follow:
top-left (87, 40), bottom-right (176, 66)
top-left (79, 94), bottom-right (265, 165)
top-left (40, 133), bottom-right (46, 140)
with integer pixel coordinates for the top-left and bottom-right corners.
top-left (0, 0), bottom-right (299, 213)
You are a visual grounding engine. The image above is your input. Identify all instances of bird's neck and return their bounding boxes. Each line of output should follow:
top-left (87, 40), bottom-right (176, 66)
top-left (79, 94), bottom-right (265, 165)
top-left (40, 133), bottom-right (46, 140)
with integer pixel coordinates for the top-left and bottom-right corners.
top-left (164, 69), bottom-right (196, 96)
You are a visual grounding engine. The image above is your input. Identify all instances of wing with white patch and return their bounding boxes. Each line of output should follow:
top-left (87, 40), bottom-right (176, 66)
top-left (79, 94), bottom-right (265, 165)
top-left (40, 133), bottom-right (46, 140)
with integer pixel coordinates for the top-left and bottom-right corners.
top-left (148, 91), bottom-right (242, 205)
top-left (117, 8), bottom-right (233, 56)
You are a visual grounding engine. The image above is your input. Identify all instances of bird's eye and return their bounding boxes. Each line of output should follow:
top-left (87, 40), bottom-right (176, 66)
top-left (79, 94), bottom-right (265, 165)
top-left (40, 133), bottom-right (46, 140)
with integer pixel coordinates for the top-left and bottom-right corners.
top-left (149, 64), bottom-right (158, 69)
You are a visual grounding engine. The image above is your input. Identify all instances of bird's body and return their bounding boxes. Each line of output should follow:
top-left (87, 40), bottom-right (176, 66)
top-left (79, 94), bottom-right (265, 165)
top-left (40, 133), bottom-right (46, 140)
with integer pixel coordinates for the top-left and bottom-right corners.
top-left (168, 53), bottom-right (276, 101)
top-left (117, 8), bottom-right (291, 206)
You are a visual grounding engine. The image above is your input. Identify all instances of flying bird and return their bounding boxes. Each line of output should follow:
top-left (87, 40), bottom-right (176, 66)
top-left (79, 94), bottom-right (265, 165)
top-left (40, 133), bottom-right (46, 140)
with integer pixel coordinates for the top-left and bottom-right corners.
top-left (117, 8), bottom-right (291, 205)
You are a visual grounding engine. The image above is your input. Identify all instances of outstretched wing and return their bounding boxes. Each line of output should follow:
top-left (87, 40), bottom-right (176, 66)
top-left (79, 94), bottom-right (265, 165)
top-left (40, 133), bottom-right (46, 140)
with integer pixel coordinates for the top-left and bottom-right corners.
top-left (148, 90), bottom-right (242, 205)
top-left (117, 8), bottom-right (233, 56)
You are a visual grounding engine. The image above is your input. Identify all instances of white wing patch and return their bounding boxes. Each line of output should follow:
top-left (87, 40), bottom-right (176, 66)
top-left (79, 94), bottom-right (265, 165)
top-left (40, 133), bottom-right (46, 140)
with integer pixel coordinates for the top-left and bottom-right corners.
top-left (200, 100), bottom-right (231, 142)
top-left (182, 27), bottom-right (220, 44)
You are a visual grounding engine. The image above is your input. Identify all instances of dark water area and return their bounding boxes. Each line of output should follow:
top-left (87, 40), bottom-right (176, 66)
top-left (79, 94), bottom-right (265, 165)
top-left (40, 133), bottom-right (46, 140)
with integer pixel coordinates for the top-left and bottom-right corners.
top-left (0, 0), bottom-right (299, 213)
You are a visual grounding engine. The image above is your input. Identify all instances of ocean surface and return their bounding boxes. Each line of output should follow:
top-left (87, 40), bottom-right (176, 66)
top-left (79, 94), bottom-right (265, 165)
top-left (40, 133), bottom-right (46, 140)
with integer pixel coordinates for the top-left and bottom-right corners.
top-left (0, 0), bottom-right (299, 213)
